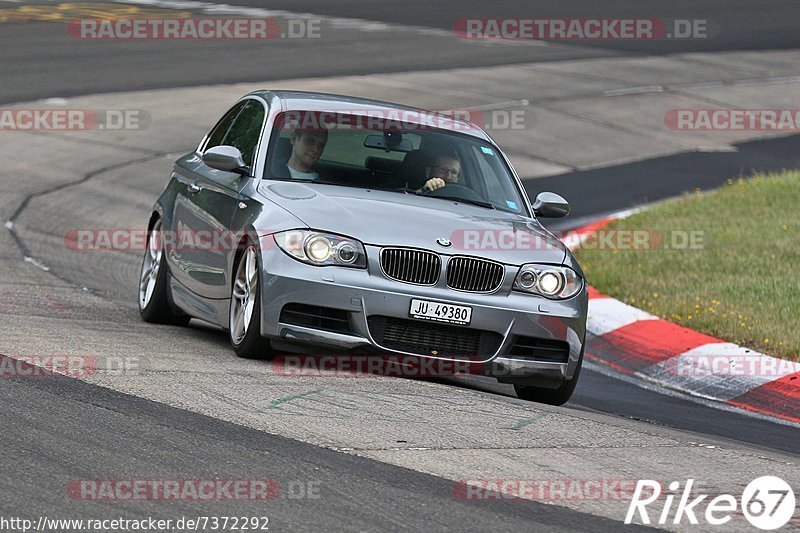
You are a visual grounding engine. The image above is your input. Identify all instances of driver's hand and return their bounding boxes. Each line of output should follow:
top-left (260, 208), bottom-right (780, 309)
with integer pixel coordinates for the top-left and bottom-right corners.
top-left (419, 177), bottom-right (445, 192)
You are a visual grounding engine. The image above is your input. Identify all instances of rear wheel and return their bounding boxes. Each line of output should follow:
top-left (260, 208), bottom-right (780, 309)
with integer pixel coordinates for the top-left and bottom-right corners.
top-left (229, 244), bottom-right (274, 359)
top-left (514, 350), bottom-right (583, 406)
top-left (138, 218), bottom-right (191, 326)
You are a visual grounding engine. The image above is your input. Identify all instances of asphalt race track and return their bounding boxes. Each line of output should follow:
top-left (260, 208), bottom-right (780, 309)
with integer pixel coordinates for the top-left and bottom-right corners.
top-left (4, 0), bottom-right (800, 104)
top-left (1, 1), bottom-right (799, 531)
top-left (2, 356), bottom-right (652, 532)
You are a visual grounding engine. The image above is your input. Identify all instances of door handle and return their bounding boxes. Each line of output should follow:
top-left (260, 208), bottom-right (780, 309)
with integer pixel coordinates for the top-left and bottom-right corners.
top-left (188, 182), bottom-right (202, 194)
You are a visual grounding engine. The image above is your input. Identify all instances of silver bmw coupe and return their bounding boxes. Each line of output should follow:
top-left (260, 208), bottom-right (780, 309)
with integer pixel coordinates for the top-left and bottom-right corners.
top-left (138, 91), bottom-right (588, 405)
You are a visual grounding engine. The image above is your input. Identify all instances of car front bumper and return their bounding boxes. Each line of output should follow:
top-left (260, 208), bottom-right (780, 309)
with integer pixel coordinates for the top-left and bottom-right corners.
top-left (259, 241), bottom-right (587, 384)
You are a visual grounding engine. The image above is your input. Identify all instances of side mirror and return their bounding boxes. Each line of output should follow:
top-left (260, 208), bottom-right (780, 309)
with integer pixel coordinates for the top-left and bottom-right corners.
top-left (202, 145), bottom-right (251, 176)
top-left (532, 192), bottom-right (570, 218)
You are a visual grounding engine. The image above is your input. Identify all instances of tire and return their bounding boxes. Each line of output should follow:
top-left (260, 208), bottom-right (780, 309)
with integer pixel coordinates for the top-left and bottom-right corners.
top-left (514, 349), bottom-right (583, 406)
top-left (138, 218), bottom-right (191, 326)
top-left (229, 243), bottom-right (274, 359)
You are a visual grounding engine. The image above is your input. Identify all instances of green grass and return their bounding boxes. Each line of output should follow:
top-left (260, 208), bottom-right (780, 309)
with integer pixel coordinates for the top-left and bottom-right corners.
top-left (574, 171), bottom-right (800, 360)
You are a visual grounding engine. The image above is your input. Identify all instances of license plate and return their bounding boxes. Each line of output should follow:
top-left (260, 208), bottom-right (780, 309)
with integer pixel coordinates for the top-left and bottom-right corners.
top-left (409, 299), bottom-right (472, 325)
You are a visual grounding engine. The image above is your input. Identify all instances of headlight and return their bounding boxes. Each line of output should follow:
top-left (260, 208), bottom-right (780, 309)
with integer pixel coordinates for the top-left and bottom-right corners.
top-left (274, 230), bottom-right (367, 268)
top-left (513, 264), bottom-right (582, 299)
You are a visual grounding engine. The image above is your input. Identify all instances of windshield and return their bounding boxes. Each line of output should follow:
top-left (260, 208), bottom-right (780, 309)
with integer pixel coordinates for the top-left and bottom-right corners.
top-left (264, 111), bottom-right (528, 215)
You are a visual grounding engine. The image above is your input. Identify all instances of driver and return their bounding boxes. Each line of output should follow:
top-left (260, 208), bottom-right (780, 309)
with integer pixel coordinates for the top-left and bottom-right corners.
top-left (416, 152), bottom-right (461, 193)
top-left (287, 127), bottom-right (328, 180)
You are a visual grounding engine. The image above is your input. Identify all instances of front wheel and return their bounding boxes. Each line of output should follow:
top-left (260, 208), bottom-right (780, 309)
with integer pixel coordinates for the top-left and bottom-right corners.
top-left (514, 351), bottom-right (583, 406)
top-left (229, 244), bottom-right (274, 359)
top-left (138, 218), bottom-right (191, 326)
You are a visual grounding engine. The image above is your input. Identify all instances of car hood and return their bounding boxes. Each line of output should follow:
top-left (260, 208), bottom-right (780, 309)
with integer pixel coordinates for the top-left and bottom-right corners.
top-left (260, 182), bottom-right (566, 265)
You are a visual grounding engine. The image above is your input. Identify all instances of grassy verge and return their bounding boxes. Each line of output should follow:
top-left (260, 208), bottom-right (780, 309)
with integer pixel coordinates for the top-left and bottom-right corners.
top-left (573, 171), bottom-right (800, 360)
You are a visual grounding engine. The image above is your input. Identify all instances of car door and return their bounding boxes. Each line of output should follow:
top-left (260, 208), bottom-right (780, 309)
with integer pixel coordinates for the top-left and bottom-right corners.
top-left (170, 99), bottom-right (266, 300)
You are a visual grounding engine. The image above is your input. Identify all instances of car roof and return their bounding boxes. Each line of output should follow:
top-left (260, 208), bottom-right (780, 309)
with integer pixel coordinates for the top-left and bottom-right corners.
top-left (246, 90), bottom-right (493, 142)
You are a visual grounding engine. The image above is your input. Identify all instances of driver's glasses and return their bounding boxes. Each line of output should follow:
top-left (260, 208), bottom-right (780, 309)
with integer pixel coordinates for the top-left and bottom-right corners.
top-left (432, 165), bottom-right (459, 177)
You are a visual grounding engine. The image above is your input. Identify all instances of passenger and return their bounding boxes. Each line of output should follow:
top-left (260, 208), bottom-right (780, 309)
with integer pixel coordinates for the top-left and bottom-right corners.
top-left (287, 127), bottom-right (328, 180)
top-left (416, 152), bottom-right (461, 193)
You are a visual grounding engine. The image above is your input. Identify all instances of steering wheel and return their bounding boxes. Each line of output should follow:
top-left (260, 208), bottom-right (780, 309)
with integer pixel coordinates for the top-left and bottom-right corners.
top-left (424, 182), bottom-right (488, 203)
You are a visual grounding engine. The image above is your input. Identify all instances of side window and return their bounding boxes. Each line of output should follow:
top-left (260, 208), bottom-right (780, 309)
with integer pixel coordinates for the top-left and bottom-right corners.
top-left (203, 102), bottom-right (246, 152)
top-left (220, 100), bottom-right (266, 167)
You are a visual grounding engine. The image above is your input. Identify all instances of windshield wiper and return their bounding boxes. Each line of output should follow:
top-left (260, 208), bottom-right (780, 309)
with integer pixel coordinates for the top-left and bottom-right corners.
top-left (426, 195), bottom-right (496, 209)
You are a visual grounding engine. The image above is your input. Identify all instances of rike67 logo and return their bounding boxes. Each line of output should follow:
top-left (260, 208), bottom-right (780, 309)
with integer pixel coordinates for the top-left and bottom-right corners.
top-left (625, 476), bottom-right (796, 529)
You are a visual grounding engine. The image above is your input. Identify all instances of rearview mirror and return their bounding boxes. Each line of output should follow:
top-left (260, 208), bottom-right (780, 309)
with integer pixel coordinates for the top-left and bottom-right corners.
top-left (364, 133), bottom-right (413, 153)
top-left (532, 192), bottom-right (570, 218)
top-left (203, 145), bottom-right (251, 176)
